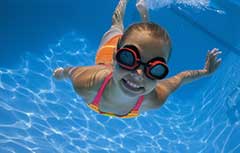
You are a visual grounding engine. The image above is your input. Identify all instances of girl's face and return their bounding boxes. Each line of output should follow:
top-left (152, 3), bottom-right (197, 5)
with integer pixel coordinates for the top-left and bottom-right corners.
top-left (112, 31), bottom-right (170, 97)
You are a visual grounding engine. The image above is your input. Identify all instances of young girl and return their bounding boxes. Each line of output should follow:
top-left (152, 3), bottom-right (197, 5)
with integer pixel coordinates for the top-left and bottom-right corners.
top-left (53, 0), bottom-right (221, 118)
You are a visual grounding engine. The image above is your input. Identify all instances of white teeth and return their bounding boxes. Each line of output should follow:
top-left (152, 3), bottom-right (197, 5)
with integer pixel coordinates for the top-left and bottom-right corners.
top-left (126, 80), bottom-right (140, 88)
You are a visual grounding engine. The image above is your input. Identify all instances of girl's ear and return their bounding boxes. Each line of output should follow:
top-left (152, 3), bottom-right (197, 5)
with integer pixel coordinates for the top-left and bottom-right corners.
top-left (112, 50), bottom-right (118, 66)
top-left (114, 37), bottom-right (122, 61)
top-left (113, 50), bottom-right (116, 61)
top-left (117, 37), bottom-right (122, 49)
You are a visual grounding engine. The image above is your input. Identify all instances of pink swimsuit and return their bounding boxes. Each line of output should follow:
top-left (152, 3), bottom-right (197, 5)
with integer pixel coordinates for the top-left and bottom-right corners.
top-left (88, 72), bottom-right (144, 118)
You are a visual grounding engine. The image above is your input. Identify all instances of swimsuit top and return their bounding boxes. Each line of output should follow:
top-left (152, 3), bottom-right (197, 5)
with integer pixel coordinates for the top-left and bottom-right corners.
top-left (87, 72), bottom-right (144, 118)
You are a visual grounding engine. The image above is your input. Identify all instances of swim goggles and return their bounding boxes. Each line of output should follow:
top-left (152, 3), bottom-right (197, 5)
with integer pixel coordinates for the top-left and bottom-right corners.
top-left (116, 45), bottom-right (169, 80)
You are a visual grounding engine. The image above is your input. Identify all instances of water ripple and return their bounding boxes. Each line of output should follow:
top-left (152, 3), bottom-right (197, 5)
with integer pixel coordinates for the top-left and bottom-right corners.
top-left (0, 32), bottom-right (239, 153)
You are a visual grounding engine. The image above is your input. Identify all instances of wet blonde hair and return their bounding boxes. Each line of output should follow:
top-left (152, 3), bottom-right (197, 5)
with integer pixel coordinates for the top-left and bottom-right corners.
top-left (117, 22), bottom-right (172, 62)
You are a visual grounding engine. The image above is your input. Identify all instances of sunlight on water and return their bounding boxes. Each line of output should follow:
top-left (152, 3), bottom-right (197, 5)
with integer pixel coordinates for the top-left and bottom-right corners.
top-left (0, 33), bottom-right (239, 153)
top-left (145, 0), bottom-right (209, 9)
top-left (144, 0), bottom-right (225, 14)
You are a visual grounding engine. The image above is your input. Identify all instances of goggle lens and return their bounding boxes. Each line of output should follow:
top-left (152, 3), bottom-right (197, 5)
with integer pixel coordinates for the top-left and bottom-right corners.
top-left (118, 50), bottom-right (135, 66)
top-left (149, 64), bottom-right (168, 79)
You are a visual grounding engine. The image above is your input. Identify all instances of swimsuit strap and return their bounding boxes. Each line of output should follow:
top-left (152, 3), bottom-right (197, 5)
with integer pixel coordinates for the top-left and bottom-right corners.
top-left (132, 95), bottom-right (144, 111)
top-left (91, 72), bottom-right (113, 106)
top-left (90, 72), bottom-right (145, 117)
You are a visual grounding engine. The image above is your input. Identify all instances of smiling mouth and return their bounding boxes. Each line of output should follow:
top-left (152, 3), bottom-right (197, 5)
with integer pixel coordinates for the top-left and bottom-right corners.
top-left (120, 78), bottom-right (145, 93)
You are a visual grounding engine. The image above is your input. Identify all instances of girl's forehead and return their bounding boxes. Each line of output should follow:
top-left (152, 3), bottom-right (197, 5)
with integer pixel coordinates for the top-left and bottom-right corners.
top-left (139, 45), bottom-right (167, 62)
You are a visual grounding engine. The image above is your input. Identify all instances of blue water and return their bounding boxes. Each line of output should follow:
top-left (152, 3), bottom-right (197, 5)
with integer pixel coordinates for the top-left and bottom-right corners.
top-left (1, 0), bottom-right (240, 153)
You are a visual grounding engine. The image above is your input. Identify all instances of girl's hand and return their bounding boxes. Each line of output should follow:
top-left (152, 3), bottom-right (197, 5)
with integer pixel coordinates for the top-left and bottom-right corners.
top-left (204, 48), bottom-right (222, 75)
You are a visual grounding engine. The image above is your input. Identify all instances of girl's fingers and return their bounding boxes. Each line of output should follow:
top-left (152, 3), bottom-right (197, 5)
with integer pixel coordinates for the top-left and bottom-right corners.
top-left (210, 48), bottom-right (216, 53)
top-left (213, 51), bottom-right (222, 57)
top-left (211, 51), bottom-right (221, 62)
top-left (210, 48), bottom-right (219, 56)
top-left (216, 58), bottom-right (222, 64)
top-left (214, 58), bottom-right (221, 66)
top-left (215, 58), bottom-right (222, 69)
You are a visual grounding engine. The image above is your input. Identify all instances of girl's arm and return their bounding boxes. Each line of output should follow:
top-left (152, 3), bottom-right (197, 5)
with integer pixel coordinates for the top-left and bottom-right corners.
top-left (154, 48), bottom-right (222, 103)
top-left (155, 69), bottom-right (207, 98)
top-left (53, 65), bottom-right (111, 90)
top-left (53, 65), bottom-right (111, 103)
top-left (136, 0), bottom-right (149, 22)
top-left (111, 0), bottom-right (129, 31)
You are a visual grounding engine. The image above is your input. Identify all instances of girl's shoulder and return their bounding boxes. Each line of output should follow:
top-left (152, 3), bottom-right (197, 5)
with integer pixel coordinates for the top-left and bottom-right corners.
top-left (72, 65), bottom-right (112, 102)
top-left (139, 89), bottom-right (166, 113)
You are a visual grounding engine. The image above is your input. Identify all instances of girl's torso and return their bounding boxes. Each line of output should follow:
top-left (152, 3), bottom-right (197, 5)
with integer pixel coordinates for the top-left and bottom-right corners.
top-left (72, 65), bottom-right (160, 116)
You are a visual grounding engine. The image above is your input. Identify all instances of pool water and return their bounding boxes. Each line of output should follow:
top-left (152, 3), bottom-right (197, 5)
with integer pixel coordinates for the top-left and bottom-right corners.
top-left (0, 0), bottom-right (240, 153)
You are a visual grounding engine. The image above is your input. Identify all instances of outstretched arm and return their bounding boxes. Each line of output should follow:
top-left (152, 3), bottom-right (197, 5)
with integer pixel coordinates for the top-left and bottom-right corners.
top-left (112, 0), bottom-right (129, 31)
top-left (154, 48), bottom-right (222, 101)
top-left (53, 65), bottom-right (111, 90)
top-left (136, 0), bottom-right (149, 22)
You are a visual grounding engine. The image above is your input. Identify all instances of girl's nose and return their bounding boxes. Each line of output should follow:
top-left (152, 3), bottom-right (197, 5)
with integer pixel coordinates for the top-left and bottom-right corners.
top-left (136, 64), bottom-right (145, 76)
top-left (131, 67), bottom-right (144, 81)
top-left (136, 68), bottom-right (143, 76)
